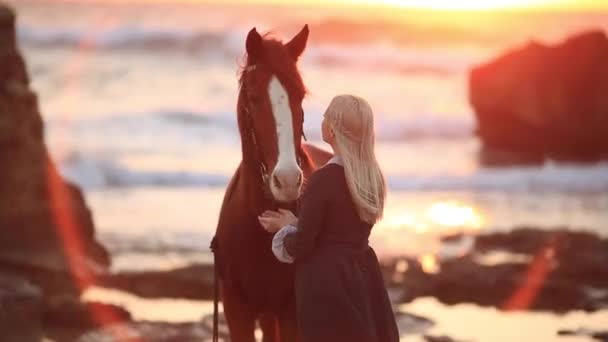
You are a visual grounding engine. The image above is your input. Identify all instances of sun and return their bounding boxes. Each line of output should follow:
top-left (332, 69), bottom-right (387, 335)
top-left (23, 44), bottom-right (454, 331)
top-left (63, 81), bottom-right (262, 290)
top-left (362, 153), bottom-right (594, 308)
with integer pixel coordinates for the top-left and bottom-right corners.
top-left (378, 0), bottom-right (551, 10)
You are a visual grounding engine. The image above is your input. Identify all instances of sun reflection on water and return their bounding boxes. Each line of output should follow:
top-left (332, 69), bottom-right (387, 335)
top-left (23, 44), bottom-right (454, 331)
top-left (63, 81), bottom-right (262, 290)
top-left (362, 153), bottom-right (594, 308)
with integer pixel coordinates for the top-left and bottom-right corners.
top-left (426, 201), bottom-right (484, 229)
top-left (419, 253), bottom-right (440, 274)
top-left (372, 200), bottom-right (486, 271)
top-left (379, 200), bottom-right (485, 234)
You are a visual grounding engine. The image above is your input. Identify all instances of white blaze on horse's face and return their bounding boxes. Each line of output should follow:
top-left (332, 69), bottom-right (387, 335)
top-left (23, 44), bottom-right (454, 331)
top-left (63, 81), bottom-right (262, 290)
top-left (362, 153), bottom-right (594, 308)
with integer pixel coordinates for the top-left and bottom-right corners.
top-left (268, 76), bottom-right (303, 202)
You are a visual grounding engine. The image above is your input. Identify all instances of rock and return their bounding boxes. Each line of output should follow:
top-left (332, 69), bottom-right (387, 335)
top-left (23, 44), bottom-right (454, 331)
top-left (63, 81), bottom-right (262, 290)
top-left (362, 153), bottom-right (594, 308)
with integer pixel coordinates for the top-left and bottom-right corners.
top-left (389, 228), bottom-right (608, 312)
top-left (475, 228), bottom-right (608, 289)
top-left (424, 335), bottom-right (467, 342)
top-left (431, 257), bottom-right (528, 307)
top-left (0, 3), bottom-right (16, 52)
top-left (100, 264), bottom-right (215, 300)
top-left (594, 332), bottom-right (608, 342)
top-left (0, 2), bottom-right (110, 298)
top-left (42, 295), bottom-right (132, 342)
top-left (43, 295), bottom-right (132, 329)
top-left (0, 3), bottom-right (114, 339)
top-left (558, 328), bottom-right (608, 342)
top-left (0, 273), bottom-right (44, 342)
top-left (470, 30), bottom-right (608, 164)
top-left (76, 321), bottom-right (215, 342)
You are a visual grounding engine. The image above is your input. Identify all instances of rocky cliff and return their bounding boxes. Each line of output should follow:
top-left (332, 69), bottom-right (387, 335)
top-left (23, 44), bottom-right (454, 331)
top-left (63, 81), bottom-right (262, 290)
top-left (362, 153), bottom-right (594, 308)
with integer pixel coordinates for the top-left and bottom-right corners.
top-left (470, 30), bottom-right (608, 165)
top-left (0, 3), bottom-right (116, 341)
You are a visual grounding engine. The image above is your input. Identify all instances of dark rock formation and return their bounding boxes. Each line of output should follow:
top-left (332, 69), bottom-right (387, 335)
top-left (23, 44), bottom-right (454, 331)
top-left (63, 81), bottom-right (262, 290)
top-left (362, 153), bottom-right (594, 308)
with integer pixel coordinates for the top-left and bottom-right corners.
top-left (387, 228), bottom-right (608, 312)
top-left (475, 228), bottom-right (608, 290)
top-left (43, 295), bottom-right (132, 342)
top-left (424, 335), bottom-right (464, 342)
top-left (558, 328), bottom-right (608, 342)
top-left (0, 273), bottom-right (44, 342)
top-left (0, 2), bottom-right (109, 296)
top-left (1, 3), bottom-right (119, 340)
top-left (469, 30), bottom-right (608, 165)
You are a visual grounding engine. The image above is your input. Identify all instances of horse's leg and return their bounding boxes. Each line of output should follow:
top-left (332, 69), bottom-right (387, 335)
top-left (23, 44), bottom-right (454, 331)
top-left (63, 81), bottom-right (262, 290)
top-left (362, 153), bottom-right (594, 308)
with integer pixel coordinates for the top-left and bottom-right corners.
top-left (222, 283), bottom-right (256, 342)
top-left (258, 312), bottom-right (279, 342)
top-left (278, 296), bottom-right (300, 342)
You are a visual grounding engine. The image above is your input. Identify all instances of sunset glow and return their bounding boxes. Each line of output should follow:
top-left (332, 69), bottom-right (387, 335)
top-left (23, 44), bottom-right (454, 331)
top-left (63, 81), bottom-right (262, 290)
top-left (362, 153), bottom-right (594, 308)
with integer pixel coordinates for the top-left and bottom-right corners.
top-left (63, 0), bottom-right (608, 11)
top-left (426, 201), bottom-right (484, 229)
top-left (337, 0), bottom-right (608, 10)
top-left (377, 0), bottom-right (551, 10)
top-left (380, 201), bottom-right (485, 235)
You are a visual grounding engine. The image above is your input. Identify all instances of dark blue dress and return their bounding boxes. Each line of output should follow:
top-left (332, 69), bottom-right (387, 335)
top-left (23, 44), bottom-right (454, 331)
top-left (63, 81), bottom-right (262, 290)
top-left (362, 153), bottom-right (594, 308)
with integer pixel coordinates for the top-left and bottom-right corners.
top-left (281, 163), bottom-right (399, 342)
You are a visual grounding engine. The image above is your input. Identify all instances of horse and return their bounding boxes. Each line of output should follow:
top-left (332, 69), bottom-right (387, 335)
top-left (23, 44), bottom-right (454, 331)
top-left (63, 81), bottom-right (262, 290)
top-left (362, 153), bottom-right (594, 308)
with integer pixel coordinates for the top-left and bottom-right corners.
top-left (211, 25), bottom-right (331, 342)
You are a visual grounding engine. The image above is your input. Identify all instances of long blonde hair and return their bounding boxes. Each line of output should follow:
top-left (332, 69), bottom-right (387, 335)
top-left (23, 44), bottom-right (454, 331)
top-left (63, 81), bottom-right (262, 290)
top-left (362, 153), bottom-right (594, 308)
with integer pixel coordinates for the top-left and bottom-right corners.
top-left (325, 95), bottom-right (386, 224)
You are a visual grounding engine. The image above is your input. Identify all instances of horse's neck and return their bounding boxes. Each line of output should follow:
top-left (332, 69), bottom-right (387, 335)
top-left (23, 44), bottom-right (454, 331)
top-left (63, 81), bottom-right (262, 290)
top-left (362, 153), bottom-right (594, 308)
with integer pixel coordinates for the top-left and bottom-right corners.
top-left (236, 153), bottom-right (269, 215)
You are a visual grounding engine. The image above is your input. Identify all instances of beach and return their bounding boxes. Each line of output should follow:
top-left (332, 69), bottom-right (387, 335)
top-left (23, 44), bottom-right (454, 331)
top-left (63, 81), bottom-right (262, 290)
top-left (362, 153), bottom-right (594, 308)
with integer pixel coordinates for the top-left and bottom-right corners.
top-left (1, 0), bottom-right (608, 341)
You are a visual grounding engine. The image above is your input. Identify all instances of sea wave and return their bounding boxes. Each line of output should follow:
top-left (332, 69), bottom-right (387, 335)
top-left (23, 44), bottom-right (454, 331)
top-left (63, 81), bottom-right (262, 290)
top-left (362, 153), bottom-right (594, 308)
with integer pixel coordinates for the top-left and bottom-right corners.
top-left (45, 109), bottom-right (475, 144)
top-left (60, 152), bottom-right (608, 193)
top-left (16, 24), bottom-right (469, 75)
top-left (60, 152), bottom-right (231, 190)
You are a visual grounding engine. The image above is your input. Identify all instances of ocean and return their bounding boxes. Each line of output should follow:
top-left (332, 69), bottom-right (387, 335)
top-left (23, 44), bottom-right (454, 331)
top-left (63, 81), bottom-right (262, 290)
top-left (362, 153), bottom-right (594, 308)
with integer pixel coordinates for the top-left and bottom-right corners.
top-left (7, 0), bottom-right (608, 273)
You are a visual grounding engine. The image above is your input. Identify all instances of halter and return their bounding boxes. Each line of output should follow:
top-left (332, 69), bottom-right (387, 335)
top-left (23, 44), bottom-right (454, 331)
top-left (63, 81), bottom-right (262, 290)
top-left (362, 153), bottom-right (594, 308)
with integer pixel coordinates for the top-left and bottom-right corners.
top-left (241, 64), bottom-right (306, 202)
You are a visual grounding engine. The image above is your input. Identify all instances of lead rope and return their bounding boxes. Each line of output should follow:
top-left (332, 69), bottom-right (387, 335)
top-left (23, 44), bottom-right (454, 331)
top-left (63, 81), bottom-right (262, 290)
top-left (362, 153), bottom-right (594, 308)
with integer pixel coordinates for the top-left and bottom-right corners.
top-left (210, 236), bottom-right (219, 342)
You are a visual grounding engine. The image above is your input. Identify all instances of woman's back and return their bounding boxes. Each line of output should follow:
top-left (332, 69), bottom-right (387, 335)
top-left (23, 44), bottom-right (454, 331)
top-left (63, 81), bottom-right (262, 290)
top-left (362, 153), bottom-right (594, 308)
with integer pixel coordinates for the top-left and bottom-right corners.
top-left (283, 162), bottom-right (399, 342)
top-left (310, 163), bottom-right (372, 251)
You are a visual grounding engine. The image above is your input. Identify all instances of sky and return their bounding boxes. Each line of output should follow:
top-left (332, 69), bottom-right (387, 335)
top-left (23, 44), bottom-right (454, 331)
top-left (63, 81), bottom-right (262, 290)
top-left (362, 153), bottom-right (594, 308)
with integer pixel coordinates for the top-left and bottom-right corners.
top-left (238, 0), bottom-right (607, 9)
top-left (109, 0), bottom-right (608, 11)
top-left (41, 0), bottom-right (608, 10)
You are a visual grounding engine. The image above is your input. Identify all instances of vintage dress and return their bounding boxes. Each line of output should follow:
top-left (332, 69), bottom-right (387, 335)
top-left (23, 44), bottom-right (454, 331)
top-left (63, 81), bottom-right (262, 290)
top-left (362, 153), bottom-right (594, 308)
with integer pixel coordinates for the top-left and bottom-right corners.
top-left (272, 157), bottom-right (400, 342)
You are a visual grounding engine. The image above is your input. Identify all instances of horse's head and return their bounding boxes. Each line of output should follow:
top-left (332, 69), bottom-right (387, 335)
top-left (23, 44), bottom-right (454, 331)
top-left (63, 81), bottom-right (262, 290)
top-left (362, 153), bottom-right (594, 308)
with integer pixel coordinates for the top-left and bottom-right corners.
top-left (238, 25), bottom-right (309, 203)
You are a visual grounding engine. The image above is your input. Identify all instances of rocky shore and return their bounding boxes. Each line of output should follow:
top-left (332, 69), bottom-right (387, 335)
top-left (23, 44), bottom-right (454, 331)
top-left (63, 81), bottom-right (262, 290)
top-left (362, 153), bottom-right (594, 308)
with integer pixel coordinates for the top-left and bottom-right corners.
top-left (1, 2), bottom-right (607, 341)
top-left (387, 228), bottom-right (608, 312)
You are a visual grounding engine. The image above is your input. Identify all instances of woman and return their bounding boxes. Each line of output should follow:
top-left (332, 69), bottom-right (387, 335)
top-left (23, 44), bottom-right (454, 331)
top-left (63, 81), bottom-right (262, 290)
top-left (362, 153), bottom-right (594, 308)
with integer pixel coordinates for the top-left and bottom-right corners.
top-left (258, 94), bottom-right (399, 342)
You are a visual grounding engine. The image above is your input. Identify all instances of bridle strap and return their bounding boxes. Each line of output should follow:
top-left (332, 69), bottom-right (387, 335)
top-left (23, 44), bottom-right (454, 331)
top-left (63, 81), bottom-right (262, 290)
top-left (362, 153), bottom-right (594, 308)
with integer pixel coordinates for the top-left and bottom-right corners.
top-left (241, 64), bottom-right (306, 200)
top-left (242, 102), bottom-right (270, 191)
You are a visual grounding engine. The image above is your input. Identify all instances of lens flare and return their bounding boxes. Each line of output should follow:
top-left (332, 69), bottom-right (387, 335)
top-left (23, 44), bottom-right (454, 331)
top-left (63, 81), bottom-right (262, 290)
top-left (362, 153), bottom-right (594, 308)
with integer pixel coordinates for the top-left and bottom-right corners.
top-left (45, 14), bottom-right (137, 339)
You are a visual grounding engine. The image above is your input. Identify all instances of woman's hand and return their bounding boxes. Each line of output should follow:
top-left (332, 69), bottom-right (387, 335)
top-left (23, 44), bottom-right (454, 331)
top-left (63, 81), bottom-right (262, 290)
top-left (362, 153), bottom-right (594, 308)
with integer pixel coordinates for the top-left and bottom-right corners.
top-left (258, 209), bottom-right (297, 233)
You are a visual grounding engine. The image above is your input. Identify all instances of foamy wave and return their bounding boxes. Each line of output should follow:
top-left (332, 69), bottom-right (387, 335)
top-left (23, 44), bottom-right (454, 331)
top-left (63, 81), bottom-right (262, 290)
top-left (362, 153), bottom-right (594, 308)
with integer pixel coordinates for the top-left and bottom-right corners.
top-left (101, 231), bottom-right (213, 255)
top-left (17, 24), bottom-right (236, 55)
top-left (17, 24), bottom-right (467, 75)
top-left (46, 109), bottom-right (473, 142)
top-left (60, 152), bottom-right (230, 190)
top-left (307, 114), bottom-right (474, 141)
top-left (387, 163), bottom-right (608, 193)
top-left (100, 231), bottom-right (215, 271)
top-left (306, 43), bottom-right (471, 75)
top-left (60, 153), bottom-right (608, 193)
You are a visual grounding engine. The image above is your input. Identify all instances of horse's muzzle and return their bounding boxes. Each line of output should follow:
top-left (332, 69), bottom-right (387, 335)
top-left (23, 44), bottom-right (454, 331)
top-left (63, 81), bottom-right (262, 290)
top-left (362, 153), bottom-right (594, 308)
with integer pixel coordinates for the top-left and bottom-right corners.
top-left (270, 167), bottom-right (303, 202)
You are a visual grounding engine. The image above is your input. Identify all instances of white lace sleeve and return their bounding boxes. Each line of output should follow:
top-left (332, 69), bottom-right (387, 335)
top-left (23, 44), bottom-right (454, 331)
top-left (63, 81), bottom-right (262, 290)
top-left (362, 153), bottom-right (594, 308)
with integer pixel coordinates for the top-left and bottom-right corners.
top-left (272, 224), bottom-right (298, 263)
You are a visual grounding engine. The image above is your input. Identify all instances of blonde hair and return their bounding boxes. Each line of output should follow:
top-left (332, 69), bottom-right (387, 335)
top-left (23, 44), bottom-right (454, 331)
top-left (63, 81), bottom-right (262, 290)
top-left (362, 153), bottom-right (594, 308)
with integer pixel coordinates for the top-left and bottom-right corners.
top-left (325, 95), bottom-right (386, 224)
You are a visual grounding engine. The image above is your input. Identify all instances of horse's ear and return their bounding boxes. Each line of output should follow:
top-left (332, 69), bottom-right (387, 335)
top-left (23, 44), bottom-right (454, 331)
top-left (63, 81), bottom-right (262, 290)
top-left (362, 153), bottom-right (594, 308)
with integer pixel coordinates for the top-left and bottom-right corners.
top-left (286, 24), bottom-right (309, 61)
top-left (246, 27), bottom-right (264, 61)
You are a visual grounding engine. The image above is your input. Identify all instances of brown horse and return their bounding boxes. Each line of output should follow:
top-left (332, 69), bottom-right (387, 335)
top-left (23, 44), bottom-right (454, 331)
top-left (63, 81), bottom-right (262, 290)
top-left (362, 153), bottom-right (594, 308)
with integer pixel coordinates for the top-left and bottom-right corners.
top-left (211, 25), bottom-right (331, 342)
